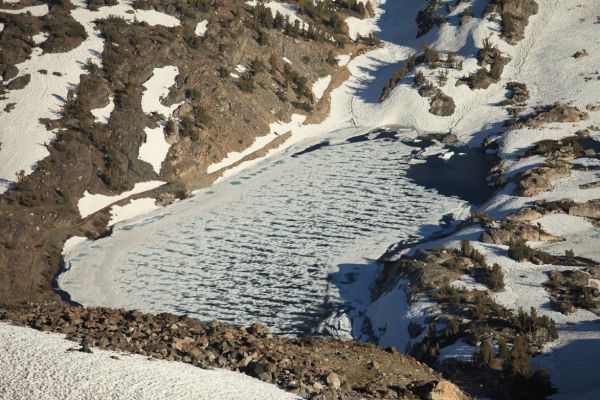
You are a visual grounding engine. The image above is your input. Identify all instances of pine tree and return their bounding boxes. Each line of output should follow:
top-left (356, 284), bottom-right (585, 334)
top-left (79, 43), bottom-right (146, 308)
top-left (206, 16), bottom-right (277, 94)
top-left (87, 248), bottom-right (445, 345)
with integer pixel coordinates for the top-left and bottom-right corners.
top-left (474, 339), bottom-right (493, 367)
top-left (488, 263), bottom-right (505, 291)
top-left (507, 335), bottom-right (533, 377)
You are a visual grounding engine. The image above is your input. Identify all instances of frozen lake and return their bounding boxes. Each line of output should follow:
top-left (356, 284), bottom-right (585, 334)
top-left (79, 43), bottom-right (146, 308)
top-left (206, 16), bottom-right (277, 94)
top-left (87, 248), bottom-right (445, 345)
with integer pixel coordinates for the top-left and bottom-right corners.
top-left (59, 128), bottom-right (471, 335)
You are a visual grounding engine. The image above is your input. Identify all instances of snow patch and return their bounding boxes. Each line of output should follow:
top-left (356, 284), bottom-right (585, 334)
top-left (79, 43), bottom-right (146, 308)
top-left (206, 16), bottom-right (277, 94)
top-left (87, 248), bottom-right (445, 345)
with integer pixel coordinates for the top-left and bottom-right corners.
top-left (450, 275), bottom-right (488, 292)
top-left (438, 339), bottom-right (478, 362)
top-left (0, 4), bottom-right (48, 16)
top-left (312, 75), bottom-right (331, 101)
top-left (336, 54), bottom-right (351, 66)
top-left (141, 66), bottom-right (182, 118)
top-left (109, 197), bottom-right (160, 226)
top-left (194, 20), bottom-right (208, 36)
top-left (245, 1), bottom-right (304, 26)
top-left (32, 32), bottom-right (48, 45)
top-left (138, 126), bottom-right (171, 174)
top-left (235, 64), bottom-right (248, 74)
top-left (207, 114), bottom-right (306, 175)
top-left (364, 280), bottom-right (438, 353)
top-left (90, 96), bottom-right (114, 124)
top-left (78, 181), bottom-right (165, 218)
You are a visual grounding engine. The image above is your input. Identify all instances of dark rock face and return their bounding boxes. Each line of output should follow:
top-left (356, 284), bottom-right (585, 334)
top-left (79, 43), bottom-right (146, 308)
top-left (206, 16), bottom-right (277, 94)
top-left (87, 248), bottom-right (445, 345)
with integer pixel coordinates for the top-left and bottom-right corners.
top-left (6, 74), bottom-right (30, 91)
top-left (1, 64), bottom-right (19, 81)
top-left (0, 303), bottom-right (471, 400)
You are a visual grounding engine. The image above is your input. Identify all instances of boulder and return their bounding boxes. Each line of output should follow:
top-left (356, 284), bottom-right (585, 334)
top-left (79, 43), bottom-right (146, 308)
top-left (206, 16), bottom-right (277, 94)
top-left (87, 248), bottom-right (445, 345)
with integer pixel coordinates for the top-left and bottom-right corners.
top-left (506, 208), bottom-right (543, 222)
top-left (481, 222), bottom-right (558, 245)
top-left (518, 163), bottom-right (571, 197)
top-left (326, 372), bottom-right (341, 390)
top-left (7, 74), bottom-right (31, 91)
top-left (429, 91), bottom-right (455, 116)
top-left (569, 200), bottom-right (600, 219)
top-left (427, 380), bottom-right (468, 400)
top-left (1, 65), bottom-right (18, 81)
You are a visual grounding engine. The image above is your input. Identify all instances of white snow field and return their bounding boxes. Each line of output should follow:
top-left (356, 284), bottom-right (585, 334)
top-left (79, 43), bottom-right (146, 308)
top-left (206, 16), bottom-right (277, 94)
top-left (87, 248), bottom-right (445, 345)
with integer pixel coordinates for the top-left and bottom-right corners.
top-left (0, 0), bottom-right (180, 193)
top-left (109, 197), bottom-right (160, 226)
top-left (0, 323), bottom-right (299, 400)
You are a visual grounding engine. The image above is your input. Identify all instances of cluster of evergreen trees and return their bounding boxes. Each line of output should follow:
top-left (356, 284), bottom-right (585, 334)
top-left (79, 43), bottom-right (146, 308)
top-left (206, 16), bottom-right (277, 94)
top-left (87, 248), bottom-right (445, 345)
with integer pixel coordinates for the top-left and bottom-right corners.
top-left (251, 4), bottom-right (332, 42)
top-left (251, 0), bottom-right (374, 42)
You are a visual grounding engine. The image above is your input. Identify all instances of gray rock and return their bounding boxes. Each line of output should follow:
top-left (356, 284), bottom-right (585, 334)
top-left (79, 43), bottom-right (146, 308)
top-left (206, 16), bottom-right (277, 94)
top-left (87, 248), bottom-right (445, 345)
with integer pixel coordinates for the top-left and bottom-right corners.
top-left (7, 74), bottom-right (31, 91)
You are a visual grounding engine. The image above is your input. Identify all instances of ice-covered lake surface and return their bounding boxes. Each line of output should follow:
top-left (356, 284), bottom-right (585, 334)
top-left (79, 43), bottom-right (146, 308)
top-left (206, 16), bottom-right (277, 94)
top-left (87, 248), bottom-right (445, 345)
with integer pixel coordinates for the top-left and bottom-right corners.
top-left (59, 128), bottom-right (473, 335)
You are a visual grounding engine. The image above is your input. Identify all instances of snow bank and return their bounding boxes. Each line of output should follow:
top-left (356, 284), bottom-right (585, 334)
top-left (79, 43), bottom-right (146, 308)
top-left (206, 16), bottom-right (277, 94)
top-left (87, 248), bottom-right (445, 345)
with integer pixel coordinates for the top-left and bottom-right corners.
top-left (195, 20), bottom-right (208, 36)
top-left (109, 197), bottom-right (160, 226)
top-left (62, 236), bottom-right (89, 256)
top-left (345, 15), bottom-right (380, 41)
top-left (91, 96), bottom-right (115, 124)
top-left (438, 339), bottom-right (478, 362)
top-left (138, 126), bottom-right (171, 173)
top-left (336, 54), bottom-right (351, 66)
top-left (312, 75), bottom-right (331, 102)
top-left (0, 3), bottom-right (48, 16)
top-left (364, 280), bottom-right (438, 353)
top-left (141, 66), bottom-right (182, 118)
top-left (0, 323), bottom-right (299, 400)
top-left (78, 181), bottom-right (165, 218)
top-left (207, 114), bottom-right (306, 175)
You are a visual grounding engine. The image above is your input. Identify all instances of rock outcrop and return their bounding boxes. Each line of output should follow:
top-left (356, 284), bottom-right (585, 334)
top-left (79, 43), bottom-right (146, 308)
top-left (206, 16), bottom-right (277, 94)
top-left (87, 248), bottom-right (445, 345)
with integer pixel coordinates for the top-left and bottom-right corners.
top-left (517, 161), bottom-right (571, 196)
top-left (569, 199), bottom-right (600, 219)
top-left (481, 221), bottom-right (558, 245)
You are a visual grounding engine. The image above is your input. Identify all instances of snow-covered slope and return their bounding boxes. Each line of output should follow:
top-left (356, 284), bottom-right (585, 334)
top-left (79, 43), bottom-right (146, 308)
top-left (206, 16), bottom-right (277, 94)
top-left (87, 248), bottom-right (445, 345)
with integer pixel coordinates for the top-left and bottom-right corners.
top-left (0, 323), bottom-right (298, 400)
top-left (336, 0), bottom-right (600, 398)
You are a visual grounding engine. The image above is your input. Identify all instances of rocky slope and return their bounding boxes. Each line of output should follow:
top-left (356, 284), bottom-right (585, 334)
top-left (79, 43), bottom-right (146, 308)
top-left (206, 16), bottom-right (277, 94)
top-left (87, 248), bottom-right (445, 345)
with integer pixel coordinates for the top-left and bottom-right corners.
top-left (1, 303), bottom-right (470, 400)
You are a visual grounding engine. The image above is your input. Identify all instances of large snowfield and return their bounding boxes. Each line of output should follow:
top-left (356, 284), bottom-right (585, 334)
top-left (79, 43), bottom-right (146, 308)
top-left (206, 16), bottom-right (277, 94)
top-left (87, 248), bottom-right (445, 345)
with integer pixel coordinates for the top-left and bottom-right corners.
top-left (2, 0), bottom-right (600, 398)
top-left (0, 323), bottom-right (298, 400)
